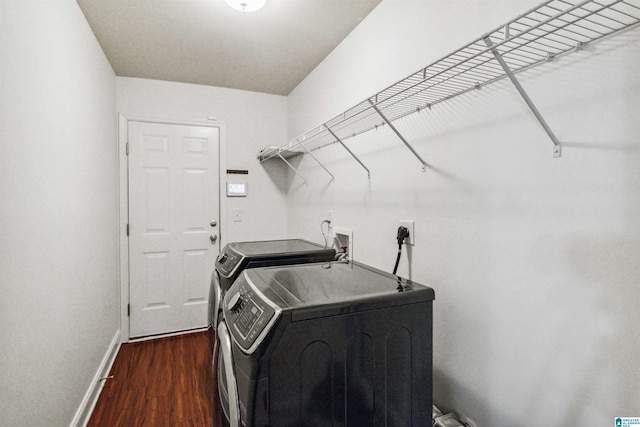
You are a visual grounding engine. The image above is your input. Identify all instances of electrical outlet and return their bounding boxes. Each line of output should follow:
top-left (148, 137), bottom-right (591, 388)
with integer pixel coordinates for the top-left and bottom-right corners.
top-left (328, 210), bottom-right (334, 222)
top-left (399, 220), bottom-right (415, 245)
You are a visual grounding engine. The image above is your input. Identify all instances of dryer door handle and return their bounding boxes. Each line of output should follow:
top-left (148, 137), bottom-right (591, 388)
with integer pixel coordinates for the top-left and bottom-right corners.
top-left (218, 322), bottom-right (241, 427)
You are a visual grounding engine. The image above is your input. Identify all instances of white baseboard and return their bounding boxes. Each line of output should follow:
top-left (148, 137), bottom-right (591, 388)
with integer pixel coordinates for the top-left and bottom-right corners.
top-left (129, 326), bottom-right (208, 343)
top-left (69, 329), bottom-right (122, 427)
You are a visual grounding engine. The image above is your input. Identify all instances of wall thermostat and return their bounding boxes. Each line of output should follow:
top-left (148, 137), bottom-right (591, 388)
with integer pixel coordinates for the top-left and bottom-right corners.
top-left (227, 182), bottom-right (247, 197)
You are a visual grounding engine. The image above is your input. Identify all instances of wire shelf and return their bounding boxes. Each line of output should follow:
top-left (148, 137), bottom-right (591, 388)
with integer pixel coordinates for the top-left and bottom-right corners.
top-left (259, 0), bottom-right (640, 166)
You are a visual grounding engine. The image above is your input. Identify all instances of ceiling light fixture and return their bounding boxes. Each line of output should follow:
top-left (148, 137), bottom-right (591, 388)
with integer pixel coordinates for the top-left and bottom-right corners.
top-left (224, 0), bottom-right (267, 13)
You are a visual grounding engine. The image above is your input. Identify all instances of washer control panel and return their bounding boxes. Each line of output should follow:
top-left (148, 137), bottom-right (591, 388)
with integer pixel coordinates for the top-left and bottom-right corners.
top-left (223, 276), bottom-right (281, 354)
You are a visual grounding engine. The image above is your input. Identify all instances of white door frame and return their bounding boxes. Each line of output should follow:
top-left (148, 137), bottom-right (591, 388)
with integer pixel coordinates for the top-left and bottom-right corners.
top-left (118, 114), bottom-right (228, 342)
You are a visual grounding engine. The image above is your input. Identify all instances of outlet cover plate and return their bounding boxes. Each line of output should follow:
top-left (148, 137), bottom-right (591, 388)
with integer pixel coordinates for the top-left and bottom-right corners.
top-left (399, 220), bottom-right (415, 245)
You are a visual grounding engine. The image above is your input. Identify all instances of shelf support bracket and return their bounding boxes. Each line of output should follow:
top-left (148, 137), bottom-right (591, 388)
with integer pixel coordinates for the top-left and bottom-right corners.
top-left (299, 143), bottom-right (335, 182)
top-left (484, 36), bottom-right (562, 158)
top-left (368, 100), bottom-right (428, 172)
top-left (277, 151), bottom-right (307, 184)
top-left (325, 125), bottom-right (371, 179)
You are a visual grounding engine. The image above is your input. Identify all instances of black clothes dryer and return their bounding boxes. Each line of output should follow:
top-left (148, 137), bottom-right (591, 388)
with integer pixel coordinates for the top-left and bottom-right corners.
top-left (208, 239), bottom-right (335, 354)
top-left (217, 261), bottom-right (435, 427)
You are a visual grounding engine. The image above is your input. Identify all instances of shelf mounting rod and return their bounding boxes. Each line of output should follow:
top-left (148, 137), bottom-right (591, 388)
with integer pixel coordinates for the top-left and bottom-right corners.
top-left (325, 125), bottom-right (371, 178)
top-left (368, 100), bottom-right (428, 172)
top-left (277, 151), bottom-right (307, 184)
top-left (299, 143), bottom-right (335, 182)
top-left (483, 36), bottom-right (562, 158)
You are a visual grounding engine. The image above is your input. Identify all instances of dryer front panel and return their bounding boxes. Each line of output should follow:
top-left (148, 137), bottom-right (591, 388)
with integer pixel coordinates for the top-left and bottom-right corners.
top-left (267, 302), bottom-right (433, 426)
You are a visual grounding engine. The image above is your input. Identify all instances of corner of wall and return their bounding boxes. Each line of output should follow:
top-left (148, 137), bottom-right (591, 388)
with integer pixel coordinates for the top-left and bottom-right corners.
top-left (69, 330), bottom-right (121, 427)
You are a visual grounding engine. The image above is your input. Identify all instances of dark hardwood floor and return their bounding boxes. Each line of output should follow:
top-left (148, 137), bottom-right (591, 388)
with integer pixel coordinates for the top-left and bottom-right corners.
top-left (88, 331), bottom-right (225, 427)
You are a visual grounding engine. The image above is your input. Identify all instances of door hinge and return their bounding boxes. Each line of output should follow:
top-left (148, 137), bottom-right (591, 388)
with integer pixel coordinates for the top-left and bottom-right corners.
top-left (127, 304), bottom-right (130, 317)
top-left (126, 223), bottom-right (129, 236)
top-left (126, 142), bottom-right (129, 156)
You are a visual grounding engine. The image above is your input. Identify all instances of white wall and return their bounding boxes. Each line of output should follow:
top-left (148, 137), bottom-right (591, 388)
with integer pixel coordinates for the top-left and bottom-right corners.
top-left (0, 1), bottom-right (119, 426)
top-left (116, 77), bottom-right (289, 244)
top-left (287, 1), bottom-right (640, 425)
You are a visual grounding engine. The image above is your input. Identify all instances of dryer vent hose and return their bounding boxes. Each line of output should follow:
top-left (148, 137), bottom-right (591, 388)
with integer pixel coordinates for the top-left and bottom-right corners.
top-left (433, 405), bottom-right (476, 427)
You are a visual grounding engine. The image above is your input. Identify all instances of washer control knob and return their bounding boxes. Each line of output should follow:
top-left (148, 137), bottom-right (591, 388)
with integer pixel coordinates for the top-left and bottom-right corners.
top-left (227, 293), bottom-right (243, 312)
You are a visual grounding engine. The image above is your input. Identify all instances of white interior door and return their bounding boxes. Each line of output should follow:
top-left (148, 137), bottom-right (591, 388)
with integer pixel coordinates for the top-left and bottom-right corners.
top-left (128, 121), bottom-right (220, 338)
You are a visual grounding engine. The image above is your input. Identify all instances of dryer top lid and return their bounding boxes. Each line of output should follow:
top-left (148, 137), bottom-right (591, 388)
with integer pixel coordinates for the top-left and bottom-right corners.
top-left (226, 239), bottom-right (334, 257)
top-left (216, 239), bottom-right (336, 280)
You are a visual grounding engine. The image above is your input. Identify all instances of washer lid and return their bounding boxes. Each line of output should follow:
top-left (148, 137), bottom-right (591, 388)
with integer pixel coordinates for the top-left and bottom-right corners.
top-left (246, 261), bottom-right (435, 321)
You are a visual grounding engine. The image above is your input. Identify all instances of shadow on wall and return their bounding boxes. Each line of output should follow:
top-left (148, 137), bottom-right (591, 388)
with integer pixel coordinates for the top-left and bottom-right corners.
top-left (433, 365), bottom-right (519, 426)
top-left (563, 234), bottom-right (640, 420)
top-left (259, 156), bottom-right (294, 194)
top-left (432, 232), bottom-right (640, 426)
top-left (525, 234), bottom-right (640, 424)
top-left (261, 152), bottom-right (338, 194)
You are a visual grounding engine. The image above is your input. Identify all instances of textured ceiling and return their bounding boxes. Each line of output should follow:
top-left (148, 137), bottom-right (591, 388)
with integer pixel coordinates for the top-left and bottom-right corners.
top-left (77, 0), bottom-right (382, 96)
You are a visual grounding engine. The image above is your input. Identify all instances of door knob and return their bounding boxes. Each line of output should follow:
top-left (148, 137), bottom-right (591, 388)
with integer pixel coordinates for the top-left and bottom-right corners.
top-left (210, 220), bottom-right (217, 227)
top-left (210, 234), bottom-right (218, 243)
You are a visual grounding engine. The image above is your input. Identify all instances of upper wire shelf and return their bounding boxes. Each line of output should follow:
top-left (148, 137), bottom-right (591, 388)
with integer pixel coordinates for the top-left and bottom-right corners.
top-left (259, 0), bottom-right (640, 170)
